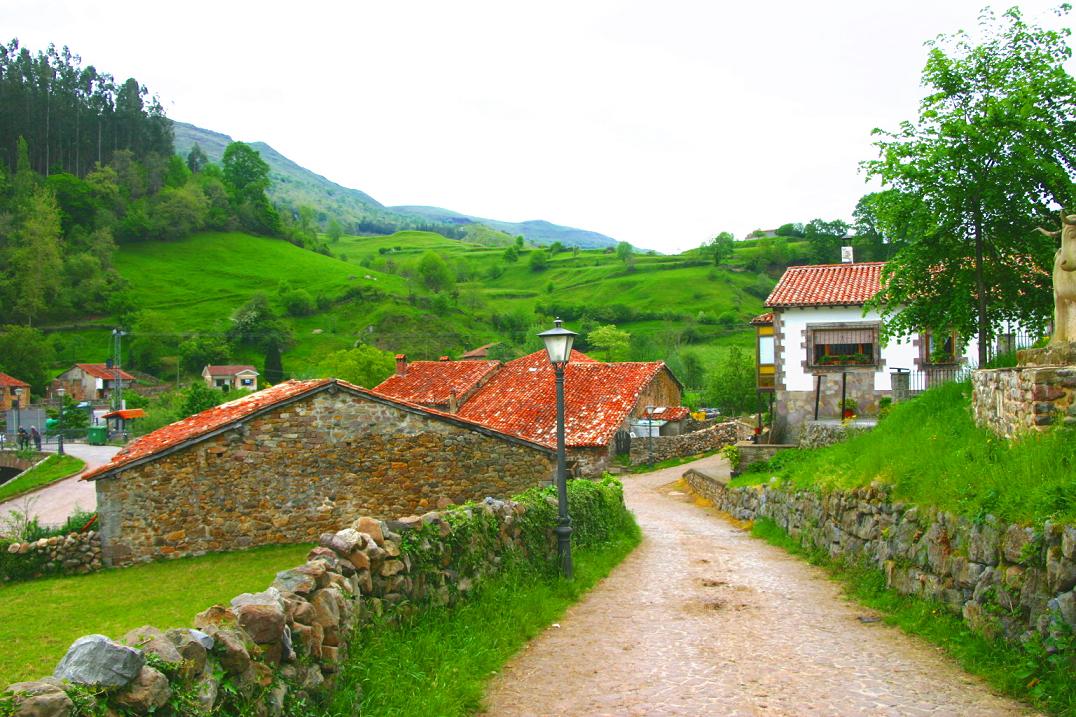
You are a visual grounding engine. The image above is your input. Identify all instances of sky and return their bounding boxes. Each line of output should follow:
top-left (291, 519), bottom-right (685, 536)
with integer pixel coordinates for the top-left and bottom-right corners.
top-left (3, 0), bottom-right (1073, 253)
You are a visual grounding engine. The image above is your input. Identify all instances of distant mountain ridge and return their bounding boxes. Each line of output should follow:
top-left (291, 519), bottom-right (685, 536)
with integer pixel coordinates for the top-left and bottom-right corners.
top-left (172, 122), bottom-right (620, 249)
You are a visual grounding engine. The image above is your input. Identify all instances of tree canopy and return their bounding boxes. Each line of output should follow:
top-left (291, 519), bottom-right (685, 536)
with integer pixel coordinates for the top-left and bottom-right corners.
top-left (862, 7), bottom-right (1076, 362)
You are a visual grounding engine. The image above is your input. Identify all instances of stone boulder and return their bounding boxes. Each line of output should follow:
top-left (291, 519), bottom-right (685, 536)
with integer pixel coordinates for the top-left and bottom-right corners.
top-left (53, 635), bottom-right (144, 687)
top-left (122, 626), bottom-right (182, 667)
top-left (7, 680), bottom-right (73, 717)
top-left (113, 666), bottom-right (170, 715)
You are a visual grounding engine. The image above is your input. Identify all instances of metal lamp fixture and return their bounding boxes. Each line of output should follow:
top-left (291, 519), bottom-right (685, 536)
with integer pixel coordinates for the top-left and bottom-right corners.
top-left (538, 318), bottom-right (578, 578)
top-left (56, 386), bottom-right (66, 456)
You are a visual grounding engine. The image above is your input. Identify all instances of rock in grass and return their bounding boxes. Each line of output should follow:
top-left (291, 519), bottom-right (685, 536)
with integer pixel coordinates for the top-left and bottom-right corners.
top-left (6, 680), bottom-right (73, 717)
top-left (53, 634), bottom-right (144, 687)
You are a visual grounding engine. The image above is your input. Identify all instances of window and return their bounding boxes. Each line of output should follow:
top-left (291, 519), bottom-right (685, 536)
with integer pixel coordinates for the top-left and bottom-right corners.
top-left (924, 330), bottom-right (959, 365)
top-left (809, 325), bottom-right (877, 367)
top-left (241, 378), bottom-right (254, 387)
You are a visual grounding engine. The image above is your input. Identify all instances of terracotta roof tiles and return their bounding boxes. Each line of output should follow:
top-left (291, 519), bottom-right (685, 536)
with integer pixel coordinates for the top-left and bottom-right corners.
top-left (0, 372), bottom-right (29, 388)
top-left (75, 363), bottom-right (137, 380)
top-left (204, 365), bottom-right (259, 376)
top-left (374, 360), bottom-right (501, 407)
top-left (766, 262), bottom-right (885, 308)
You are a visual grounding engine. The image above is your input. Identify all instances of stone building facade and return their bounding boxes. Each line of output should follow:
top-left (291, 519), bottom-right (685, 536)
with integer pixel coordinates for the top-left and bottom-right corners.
top-left (89, 381), bottom-right (554, 565)
top-left (972, 346), bottom-right (1076, 437)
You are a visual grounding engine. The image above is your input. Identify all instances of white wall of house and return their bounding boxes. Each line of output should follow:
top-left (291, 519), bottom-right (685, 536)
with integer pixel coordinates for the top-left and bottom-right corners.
top-left (778, 306), bottom-right (917, 393)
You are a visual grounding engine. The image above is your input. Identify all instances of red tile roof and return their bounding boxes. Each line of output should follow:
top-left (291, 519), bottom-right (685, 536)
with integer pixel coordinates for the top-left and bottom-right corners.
top-left (766, 262), bottom-right (885, 308)
top-left (84, 379), bottom-right (551, 481)
top-left (74, 363), bottom-right (137, 380)
top-left (0, 372), bottom-right (29, 388)
top-left (101, 409), bottom-right (146, 420)
top-left (750, 312), bottom-right (774, 325)
top-left (455, 350), bottom-right (669, 448)
top-left (204, 365), bottom-right (258, 376)
top-left (460, 342), bottom-right (499, 359)
top-left (374, 360), bottom-right (501, 407)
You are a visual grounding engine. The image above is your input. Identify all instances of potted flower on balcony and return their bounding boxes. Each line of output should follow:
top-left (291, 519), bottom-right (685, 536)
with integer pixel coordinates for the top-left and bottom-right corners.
top-left (841, 398), bottom-right (858, 419)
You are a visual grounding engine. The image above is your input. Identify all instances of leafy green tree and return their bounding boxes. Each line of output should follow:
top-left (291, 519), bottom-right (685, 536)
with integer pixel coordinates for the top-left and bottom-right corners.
top-left (179, 382), bottom-right (227, 418)
top-left (704, 347), bottom-right (756, 415)
top-left (549, 241), bottom-right (565, 254)
top-left (229, 294), bottom-right (292, 352)
top-left (616, 241), bottom-right (633, 263)
top-left (528, 250), bottom-right (549, 272)
top-left (178, 335), bottom-right (232, 373)
top-left (587, 324), bottom-right (630, 361)
top-left (128, 311), bottom-right (174, 372)
top-left (804, 219), bottom-right (850, 263)
top-left (222, 141), bottom-right (279, 235)
top-left (327, 218), bottom-right (344, 242)
top-left (502, 246), bottom-right (519, 263)
top-left (12, 186), bottom-right (64, 324)
top-left (164, 155), bottom-right (191, 188)
top-left (775, 223), bottom-right (804, 238)
top-left (514, 235), bottom-right (524, 248)
top-left (417, 251), bottom-right (454, 293)
top-left (186, 144), bottom-right (208, 173)
top-left (862, 7), bottom-right (1076, 364)
top-left (318, 345), bottom-right (396, 387)
top-left (264, 343), bottom-right (286, 384)
top-left (680, 350), bottom-right (705, 388)
top-left (704, 232), bottom-right (735, 266)
top-left (0, 325), bottom-right (53, 393)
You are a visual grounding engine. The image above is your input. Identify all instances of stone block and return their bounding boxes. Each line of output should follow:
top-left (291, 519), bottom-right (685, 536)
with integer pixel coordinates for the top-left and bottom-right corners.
top-left (113, 666), bottom-right (171, 715)
top-left (53, 635), bottom-right (144, 687)
top-left (7, 680), bottom-right (73, 717)
top-left (1001, 524), bottom-right (1035, 564)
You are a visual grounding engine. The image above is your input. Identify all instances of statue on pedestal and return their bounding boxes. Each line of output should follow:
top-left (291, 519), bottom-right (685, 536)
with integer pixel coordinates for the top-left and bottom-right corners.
top-left (1036, 211), bottom-right (1076, 345)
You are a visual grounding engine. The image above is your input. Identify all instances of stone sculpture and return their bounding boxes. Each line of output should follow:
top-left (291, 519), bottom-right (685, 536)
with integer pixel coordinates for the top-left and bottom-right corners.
top-left (1036, 211), bottom-right (1076, 344)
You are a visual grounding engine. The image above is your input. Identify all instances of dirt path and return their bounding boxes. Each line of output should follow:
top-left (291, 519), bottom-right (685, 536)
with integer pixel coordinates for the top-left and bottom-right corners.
top-left (481, 456), bottom-right (1036, 717)
top-left (0, 443), bottom-right (118, 526)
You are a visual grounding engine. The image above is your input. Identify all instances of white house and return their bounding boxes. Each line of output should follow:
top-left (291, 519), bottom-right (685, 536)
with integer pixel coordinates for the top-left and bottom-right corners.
top-left (202, 365), bottom-right (259, 392)
top-left (758, 261), bottom-right (1034, 442)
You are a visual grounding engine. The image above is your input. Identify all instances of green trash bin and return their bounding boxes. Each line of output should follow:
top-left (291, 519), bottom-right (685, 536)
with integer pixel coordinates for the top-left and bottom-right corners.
top-left (87, 425), bottom-right (108, 446)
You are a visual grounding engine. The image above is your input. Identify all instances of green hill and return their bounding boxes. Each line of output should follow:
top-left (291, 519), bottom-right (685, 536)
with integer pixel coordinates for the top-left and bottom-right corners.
top-left (48, 230), bottom-right (781, 385)
top-left (172, 122), bottom-right (621, 248)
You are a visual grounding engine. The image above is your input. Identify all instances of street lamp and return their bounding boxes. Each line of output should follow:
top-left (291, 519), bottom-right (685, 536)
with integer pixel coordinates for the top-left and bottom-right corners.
top-left (56, 387), bottom-right (65, 456)
top-left (538, 318), bottom-right (578, 579)
top-left (13, 387), bottom-right (22, 438)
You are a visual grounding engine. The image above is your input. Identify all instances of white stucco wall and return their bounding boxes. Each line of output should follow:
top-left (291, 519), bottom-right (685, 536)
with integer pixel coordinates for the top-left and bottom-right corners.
top-left (777, 306), bottom-right (918, 392)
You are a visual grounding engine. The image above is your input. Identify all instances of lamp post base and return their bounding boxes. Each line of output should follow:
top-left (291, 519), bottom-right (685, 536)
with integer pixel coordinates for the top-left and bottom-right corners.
top-left (555, 519), bottom-right (573, 579)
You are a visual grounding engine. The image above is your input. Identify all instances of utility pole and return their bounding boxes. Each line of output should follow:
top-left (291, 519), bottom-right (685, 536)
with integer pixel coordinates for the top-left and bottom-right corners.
top-left (112, 328), bottom-right (126, 411)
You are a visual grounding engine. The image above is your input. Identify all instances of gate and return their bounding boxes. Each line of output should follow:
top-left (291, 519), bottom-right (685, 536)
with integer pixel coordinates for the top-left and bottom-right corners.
top-left (614, 429), bottom-right (631, 456)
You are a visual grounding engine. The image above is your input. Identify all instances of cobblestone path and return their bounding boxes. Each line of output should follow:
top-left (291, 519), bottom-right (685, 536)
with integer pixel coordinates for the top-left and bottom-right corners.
top-left (481, 455), bottom-right (1036, 717)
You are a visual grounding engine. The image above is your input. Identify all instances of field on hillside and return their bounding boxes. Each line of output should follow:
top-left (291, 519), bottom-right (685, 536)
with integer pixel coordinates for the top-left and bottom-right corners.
top-left (46, 230), bottom-right (779, 391)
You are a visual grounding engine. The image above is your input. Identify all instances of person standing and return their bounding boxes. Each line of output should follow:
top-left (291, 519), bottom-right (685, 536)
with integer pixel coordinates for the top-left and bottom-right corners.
top-left (30, 425), bottom-right (42, 451)
top-left (16, 427), bottom-right (29, 450)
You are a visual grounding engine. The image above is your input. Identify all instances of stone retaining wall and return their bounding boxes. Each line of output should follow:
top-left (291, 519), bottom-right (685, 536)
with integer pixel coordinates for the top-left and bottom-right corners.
top-left (2, 531), bottom-right (102, 580)
top-left (4, 480), bottom-right (631, 716)
top-left (735, 441), bottom-right (796, 469)
top-left (972, 365), bottom-right (1076, 437)
top-left (628, 421), bottom-right (741, 465)
top-left (683, 470), bottom-right (1076, 643)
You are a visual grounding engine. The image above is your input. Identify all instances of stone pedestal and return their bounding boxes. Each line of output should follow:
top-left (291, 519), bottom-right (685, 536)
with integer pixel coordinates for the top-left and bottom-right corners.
top-left (972, 342), bottom-right (1076, 437)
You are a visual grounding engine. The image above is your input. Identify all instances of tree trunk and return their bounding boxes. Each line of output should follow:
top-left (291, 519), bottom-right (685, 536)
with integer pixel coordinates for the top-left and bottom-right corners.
top-left (973, 213), bottom-right (990, 367)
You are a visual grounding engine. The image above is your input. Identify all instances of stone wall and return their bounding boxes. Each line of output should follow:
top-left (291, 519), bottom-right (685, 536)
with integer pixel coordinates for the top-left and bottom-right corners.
top-left (774, 369), bottom-right (884, 443)
top-left (797, 420), bottom-right (872, 449)
top-left (1, 531), bottom-right (102, 581)
top-left (736, 441), bottom-right (795, 469)
top-left (628, 421), bottom-right (741, 465)
top-left (96, 390), bottom-right (554, 566)
top-left (972, 365), bottom-right (1076, 437)
top-left (683, 470), bottom-right (1076, 643)
top-left (4, 480), bottom-right (631, 717)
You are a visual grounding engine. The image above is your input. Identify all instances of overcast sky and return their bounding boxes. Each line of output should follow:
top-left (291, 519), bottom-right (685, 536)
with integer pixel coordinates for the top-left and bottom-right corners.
top-left (4, 1), bottom-right (1073, 252)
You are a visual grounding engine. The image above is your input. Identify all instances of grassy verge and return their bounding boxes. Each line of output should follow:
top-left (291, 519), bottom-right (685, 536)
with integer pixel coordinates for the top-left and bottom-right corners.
top-left (733, 382), bottom-right (1076, 525)
top-left (325, 522), bottom-right (642, 717)
top-left (0, 454), bottom-right (86, 503)
top-left (0, 543), bottom-right (311, 685)
top-left (751, 517), bottom-right (1075, 716)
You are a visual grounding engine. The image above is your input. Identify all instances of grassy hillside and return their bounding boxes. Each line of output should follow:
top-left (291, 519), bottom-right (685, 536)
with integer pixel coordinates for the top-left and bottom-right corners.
top-left (47, 230), bottom-right (778, 387)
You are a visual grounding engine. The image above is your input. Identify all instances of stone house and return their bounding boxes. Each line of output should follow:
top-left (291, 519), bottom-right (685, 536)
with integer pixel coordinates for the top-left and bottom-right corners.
top-left (83, 378), bottom-right (555, 565)
top-left (0, 372), bottom-right (30, 411)
top-left (761, 261), bottom-right (1023, 442)
top-left (55, 363), bottom-right (137, 403)
top-left (202, 364), bottom-right (260, 392)
top-left (375, 350), bottom-right (683, 474)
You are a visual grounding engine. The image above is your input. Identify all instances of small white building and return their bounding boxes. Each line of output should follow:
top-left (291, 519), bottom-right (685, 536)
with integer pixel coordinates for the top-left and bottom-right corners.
top-left (759, 262), bottom-right (1034, 442)
top-left (202, 365), bottom-right (259, 392)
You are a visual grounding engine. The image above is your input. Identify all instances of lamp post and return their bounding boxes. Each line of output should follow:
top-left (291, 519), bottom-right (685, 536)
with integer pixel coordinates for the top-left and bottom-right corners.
top-left (538, 318), bottom-right (578, 579)
top-left (646, 405), bottom-right (655, 467)
top-left (13, 387), bottom-right (22, 440)
top-left (56, 387), bottom-right (65, 456)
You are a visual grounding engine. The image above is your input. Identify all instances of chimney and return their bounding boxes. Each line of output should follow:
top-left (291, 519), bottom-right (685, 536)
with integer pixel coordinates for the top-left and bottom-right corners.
top-left (841, 246), bottom-right (854, 263)
top-left (439, 356), bottom-right (450, 361)
top-left (448, 389), bottom-right (459, 413)
top-left (395, 354), bottom-right (407, 375)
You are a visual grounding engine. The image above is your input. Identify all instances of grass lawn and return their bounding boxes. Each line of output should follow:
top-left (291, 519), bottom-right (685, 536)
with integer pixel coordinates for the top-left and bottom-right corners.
top-left (734, 381), bottom-right (1076, 526)
top-left (0, 454), bottom-right (86, 503)
top-left (325, 524), bottom-right (642, 717)
top-left (0, 543), bottom-right (311, 685)
top-left (751, 518), bottom-right (1075, 716)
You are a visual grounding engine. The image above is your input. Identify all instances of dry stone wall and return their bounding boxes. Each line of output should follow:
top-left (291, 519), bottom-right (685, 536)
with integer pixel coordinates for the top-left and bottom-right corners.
top-left (1, 531), bottom-right (102, 580)
top-left (4, 480), bottom-right (630, 717)
top-left (628, 421), bottom-right (741, 465)
top-left (684, 471), bottom-right (1076, 643)
top-left (96, 390), bottom-right (554, 566)
top-left (972, 365), bottom-right (1076, 437)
